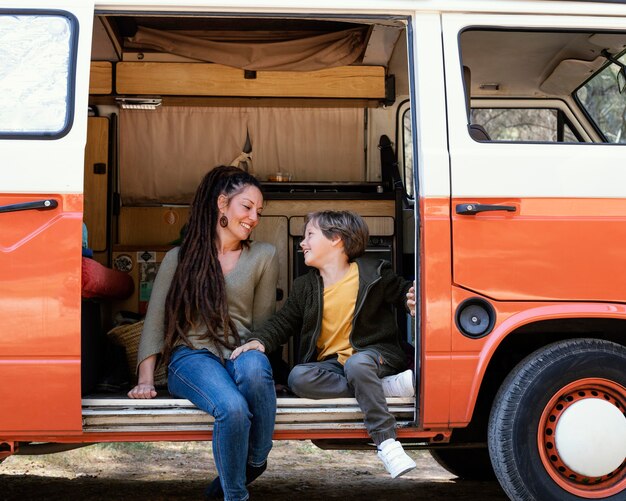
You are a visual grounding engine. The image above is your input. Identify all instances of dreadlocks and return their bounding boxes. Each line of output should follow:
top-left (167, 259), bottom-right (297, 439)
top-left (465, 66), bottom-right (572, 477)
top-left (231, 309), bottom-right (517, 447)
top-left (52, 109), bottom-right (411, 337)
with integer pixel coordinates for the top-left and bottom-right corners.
top-left (161, 166), bottom-right (263, 366)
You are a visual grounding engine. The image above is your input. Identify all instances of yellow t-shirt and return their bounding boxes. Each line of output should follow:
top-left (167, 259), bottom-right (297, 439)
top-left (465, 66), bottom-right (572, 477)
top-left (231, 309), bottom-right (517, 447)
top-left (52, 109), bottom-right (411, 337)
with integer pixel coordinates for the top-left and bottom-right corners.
top-left (316, 262), bottom-right (359, 364)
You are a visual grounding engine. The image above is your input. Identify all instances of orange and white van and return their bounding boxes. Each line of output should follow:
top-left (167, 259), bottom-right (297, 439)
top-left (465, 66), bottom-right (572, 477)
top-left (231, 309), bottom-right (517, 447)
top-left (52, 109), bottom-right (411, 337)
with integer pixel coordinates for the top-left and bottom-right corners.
top-left (1, 1), bottom-right (625, 499)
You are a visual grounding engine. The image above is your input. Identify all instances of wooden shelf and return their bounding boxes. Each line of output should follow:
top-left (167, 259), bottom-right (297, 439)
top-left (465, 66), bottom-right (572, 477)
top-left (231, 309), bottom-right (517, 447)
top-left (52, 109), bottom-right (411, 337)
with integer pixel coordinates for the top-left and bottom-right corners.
top-left (89, 62), bottom-right (112, 95)
top-left (115, 62), bottom-right (386, 99)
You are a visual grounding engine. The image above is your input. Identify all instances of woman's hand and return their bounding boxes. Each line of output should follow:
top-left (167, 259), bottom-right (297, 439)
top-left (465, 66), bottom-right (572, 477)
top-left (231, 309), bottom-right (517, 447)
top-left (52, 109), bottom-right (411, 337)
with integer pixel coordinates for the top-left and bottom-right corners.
top-left (128, 382), bottom-right (157, 399)
top-left (230, 340), bottom-right (265, 360)
top-left (406, 281), bottom-right (416, 317)
top-left (128, 355), bottom-right (158, 399)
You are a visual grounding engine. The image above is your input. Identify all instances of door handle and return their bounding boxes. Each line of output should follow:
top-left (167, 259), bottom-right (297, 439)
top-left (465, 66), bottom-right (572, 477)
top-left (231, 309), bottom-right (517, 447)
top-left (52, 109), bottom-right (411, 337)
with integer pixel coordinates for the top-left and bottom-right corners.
top-left (456, 203), bottom-right (516, 215)
top-left (0, 199), bottom-right (58, 214)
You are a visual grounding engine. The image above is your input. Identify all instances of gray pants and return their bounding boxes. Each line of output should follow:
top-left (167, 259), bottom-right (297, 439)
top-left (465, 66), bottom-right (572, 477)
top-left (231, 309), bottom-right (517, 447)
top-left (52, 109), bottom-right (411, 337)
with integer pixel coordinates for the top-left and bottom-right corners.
top-left (288, 351), bottom-right (397, 445)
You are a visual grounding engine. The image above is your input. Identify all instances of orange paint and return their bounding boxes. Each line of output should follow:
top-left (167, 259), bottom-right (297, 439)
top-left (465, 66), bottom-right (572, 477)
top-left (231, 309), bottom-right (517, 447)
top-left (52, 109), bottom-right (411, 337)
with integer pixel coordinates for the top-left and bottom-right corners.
top-left (0, 193), bottom-right (624, 460)
top-left (0, 193), bottom-right (82, 434)
top-left (452, 197), bottom-right (626, 301)
top-left (419, 197), bottom-right (453, 427)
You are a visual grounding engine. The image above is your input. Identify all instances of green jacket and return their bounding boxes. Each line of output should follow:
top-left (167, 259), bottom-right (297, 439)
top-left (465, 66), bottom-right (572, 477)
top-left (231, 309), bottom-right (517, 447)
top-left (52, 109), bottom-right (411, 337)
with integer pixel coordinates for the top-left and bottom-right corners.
top-left (252, 257), bottom-right (412, 371)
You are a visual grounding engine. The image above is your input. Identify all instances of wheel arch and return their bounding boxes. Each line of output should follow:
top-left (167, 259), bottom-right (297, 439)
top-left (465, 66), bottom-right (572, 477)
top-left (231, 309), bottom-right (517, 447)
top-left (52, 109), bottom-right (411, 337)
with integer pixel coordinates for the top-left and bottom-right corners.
top-left (457, 305), bottom-right (626, 441)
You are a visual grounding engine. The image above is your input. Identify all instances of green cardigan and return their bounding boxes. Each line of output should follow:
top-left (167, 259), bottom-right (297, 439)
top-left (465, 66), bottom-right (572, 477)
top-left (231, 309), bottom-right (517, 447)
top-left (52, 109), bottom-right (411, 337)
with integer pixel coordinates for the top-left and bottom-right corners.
top-left (252, 257), bottom-right (412, 371)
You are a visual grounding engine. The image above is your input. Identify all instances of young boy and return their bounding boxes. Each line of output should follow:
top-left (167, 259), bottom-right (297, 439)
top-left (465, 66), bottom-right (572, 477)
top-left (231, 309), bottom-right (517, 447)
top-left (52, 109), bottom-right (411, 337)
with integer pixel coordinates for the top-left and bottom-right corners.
top-left (231, 210), bottom-right (417, 478)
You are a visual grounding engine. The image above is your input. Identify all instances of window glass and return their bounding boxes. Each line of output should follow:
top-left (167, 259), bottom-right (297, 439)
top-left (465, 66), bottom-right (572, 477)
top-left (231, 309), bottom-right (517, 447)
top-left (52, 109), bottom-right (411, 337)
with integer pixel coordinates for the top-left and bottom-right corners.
top-left (401, 107), bottom-right (414, 198)
top-left (576, 54), bottom-right (626, 143)
top-left (471, 108), bottom-right (580, 142)
top-left (563, 122), bottom-right (577, 143)
top-left (0, 14), bottom-right (74, 137)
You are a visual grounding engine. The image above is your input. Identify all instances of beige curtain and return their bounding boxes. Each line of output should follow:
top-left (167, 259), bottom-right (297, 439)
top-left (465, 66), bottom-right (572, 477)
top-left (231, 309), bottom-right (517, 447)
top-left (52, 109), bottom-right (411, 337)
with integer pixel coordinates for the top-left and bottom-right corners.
top-left (120, 107), bottom-right (364, 204)
top-left (250, 108), bottom-right (364, 182)
top-left (120, 107), bottom-right (249, 204)
top-left (126, 26), bottom-right (367, 71)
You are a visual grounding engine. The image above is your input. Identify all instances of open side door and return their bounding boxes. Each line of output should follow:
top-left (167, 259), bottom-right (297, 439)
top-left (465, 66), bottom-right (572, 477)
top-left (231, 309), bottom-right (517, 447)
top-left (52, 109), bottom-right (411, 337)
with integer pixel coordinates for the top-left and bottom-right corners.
top-left (0, 1), bottom-right (94, 436)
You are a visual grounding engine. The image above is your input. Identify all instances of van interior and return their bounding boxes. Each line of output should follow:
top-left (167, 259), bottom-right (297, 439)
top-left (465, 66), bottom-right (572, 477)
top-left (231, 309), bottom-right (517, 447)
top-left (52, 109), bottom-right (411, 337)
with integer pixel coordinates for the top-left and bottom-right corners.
top-left (81, 11), bottom-right (626, 436)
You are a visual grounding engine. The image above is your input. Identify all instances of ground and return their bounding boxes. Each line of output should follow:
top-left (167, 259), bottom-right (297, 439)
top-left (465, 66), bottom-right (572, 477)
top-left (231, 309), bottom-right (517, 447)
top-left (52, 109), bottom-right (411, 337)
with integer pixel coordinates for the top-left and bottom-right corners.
top-left (1, 441), bottom-right (508, 500)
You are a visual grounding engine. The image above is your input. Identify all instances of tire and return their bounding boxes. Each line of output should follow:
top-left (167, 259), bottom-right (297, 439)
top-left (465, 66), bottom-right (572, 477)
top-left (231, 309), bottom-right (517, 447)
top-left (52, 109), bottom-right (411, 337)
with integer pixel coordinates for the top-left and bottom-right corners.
top-left (488, 338), bottom-right (626, 501)
top-left (430, 448), bottom-right (495, 480)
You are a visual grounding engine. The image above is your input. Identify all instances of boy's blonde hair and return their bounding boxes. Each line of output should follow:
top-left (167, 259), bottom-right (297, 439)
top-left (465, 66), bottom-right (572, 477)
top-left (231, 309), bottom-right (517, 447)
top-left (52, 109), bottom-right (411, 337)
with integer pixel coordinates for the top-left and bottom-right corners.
top-left (304, 210), bottom-right (369, 261)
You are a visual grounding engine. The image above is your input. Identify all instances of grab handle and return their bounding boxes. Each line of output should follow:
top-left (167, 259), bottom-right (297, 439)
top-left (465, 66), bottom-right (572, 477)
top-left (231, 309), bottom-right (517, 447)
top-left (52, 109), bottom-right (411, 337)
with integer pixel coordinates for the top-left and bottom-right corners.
top-left (0, 199), bottom-right (58, 214)
top-left (456, 203), bottom-right (516, 215)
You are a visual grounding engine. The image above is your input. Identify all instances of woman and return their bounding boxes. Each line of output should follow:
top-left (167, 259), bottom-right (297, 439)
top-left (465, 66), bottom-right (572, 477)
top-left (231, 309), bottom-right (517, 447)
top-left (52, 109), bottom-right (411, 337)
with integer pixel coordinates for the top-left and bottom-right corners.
top-left (128, 166), bottom-right (279, 501)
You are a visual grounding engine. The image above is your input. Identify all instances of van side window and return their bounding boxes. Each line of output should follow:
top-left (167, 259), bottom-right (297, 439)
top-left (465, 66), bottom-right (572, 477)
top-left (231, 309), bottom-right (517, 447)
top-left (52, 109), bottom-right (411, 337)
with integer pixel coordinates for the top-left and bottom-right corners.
top-left (576, 52), bottom-right (626, 143)
top-left (470, 108), bottom-right (580, 142)
top-left (0, 13), bottom-right (76, 138)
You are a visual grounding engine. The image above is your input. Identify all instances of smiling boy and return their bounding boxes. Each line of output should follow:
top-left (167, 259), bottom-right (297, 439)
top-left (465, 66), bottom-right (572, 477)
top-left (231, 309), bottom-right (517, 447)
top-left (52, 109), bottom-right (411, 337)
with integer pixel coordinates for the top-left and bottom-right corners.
top-left (232, 210), bottom-right (416, 478)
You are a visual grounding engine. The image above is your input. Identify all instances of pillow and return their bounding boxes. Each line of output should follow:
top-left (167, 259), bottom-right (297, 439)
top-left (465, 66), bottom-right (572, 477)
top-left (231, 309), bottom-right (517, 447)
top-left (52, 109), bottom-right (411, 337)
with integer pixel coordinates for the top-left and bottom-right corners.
top-left (82, 257), bottom-right (134, 300)
top-left (107, 320), bottom-right (168, 387)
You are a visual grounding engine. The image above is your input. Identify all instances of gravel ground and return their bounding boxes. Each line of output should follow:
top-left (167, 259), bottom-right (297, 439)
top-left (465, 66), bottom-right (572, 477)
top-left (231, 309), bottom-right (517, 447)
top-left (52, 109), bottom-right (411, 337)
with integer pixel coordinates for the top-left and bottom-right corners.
top-left (1, 441), bottom-right (508, 500)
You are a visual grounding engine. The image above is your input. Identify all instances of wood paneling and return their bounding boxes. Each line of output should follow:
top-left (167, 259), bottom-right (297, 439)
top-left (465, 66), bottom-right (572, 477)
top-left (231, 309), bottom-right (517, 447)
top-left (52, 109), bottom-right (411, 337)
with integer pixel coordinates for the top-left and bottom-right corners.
top-left (118, 200), bottom-right (395, 247)
top-left (89, 62), bottom-right (112, 95)
top-left (118, 207), bottom-right (190, 247)
top-left (263, 199), bottom-right (395, 217)
top-left (84, 117), bottom-right (109, 251)
top-left (116, 62), bottom-right (386, 99)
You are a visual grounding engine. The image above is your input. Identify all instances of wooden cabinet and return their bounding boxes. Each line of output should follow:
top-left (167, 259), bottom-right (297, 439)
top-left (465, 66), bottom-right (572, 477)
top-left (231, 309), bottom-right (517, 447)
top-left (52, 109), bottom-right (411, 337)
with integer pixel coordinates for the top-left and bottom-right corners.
top-left (83, 117), bottom-right (109, 253)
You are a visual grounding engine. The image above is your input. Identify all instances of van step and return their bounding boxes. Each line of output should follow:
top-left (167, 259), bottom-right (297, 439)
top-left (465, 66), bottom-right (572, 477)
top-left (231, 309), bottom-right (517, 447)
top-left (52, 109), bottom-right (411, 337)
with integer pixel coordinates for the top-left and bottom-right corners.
top-left (81, 397), bottom-right (415, 433)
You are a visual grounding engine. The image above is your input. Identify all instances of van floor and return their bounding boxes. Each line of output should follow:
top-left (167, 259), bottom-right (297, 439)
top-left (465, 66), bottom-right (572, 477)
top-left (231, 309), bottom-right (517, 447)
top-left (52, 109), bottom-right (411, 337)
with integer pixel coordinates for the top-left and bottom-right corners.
top-left (81, 394), bottom-right (415, 433)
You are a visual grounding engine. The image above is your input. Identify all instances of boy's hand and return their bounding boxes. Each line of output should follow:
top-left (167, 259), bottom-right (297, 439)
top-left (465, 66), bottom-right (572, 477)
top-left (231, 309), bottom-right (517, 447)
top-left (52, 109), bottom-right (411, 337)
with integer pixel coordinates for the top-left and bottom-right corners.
top-left (406, 281), bottom-right (416, 317)
top-left (230, 340), bottom-right (265, 360)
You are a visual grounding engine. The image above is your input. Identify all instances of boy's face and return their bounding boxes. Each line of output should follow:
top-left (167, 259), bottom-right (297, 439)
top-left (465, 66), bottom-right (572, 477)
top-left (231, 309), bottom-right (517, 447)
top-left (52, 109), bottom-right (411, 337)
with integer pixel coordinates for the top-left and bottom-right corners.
top-left (300, 221), bottom-right (340, 269)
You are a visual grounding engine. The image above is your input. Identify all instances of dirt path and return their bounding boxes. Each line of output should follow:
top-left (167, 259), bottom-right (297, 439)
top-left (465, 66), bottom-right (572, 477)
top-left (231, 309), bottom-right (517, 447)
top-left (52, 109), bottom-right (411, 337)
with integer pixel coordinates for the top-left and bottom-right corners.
top-left (1, 441), bottom-right (508, 500)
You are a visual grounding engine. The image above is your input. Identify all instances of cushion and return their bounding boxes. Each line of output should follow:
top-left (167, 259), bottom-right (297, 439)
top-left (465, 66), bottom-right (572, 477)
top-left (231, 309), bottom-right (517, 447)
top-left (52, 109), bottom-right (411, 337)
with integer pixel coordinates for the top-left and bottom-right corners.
top-left (82, 257), bottom-right (134, 300)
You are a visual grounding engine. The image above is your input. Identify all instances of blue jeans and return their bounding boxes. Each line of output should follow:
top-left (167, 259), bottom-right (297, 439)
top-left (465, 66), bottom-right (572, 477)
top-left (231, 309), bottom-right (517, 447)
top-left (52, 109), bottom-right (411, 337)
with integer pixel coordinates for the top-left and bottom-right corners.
top-left (168, 346), bottom-right (276, 501)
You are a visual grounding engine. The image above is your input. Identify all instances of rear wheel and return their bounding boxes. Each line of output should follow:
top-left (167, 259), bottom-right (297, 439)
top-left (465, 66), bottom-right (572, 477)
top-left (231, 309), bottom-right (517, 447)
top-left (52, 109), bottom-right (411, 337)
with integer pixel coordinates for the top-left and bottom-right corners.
top-left (430, 448), bottom-right (495, 480)
top-left (488, 338), bottom-right (626, 500)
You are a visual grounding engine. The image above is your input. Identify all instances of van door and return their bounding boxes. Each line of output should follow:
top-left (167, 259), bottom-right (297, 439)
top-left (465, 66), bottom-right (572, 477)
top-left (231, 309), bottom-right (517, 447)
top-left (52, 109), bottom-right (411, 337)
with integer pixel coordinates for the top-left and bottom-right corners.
top-left (0, 1), bottom-right (94, 435)
top-left (443, 13), bottom-right (626, 303)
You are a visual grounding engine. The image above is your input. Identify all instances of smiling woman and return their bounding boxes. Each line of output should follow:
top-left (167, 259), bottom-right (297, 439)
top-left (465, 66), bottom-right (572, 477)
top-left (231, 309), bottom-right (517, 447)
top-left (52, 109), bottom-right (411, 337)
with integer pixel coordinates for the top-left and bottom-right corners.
top-left (127, 165), bottom-right (279, 501)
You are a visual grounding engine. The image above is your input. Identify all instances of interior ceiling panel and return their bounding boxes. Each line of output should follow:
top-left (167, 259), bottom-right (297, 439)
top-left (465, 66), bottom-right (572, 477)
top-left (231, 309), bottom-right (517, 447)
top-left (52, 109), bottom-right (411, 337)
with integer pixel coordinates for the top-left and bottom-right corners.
top-left (461, 30), bottom-right (626, 97)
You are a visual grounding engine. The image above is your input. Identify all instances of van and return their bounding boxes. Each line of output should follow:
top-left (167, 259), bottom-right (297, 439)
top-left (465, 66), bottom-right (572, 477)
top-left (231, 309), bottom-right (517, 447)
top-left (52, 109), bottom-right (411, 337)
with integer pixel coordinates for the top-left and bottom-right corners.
top-left (1, 1), bottom-right (625, 499)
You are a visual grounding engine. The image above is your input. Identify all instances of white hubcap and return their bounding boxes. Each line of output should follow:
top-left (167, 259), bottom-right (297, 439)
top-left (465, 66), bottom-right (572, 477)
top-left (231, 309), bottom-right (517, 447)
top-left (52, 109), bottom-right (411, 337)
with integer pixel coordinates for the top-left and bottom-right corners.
top-left (555, 398), bottom-right (626, 477)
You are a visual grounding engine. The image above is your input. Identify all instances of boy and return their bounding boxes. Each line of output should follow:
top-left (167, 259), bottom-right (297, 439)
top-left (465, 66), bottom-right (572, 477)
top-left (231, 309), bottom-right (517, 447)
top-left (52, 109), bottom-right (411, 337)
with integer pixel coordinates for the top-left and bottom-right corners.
top-left (231, 210), bottom-right (416, 478)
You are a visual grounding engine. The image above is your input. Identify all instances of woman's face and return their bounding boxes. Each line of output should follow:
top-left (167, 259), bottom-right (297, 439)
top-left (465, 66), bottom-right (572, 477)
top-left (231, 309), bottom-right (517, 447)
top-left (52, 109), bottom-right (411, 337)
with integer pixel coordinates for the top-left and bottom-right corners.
top-left (219, 185), bottom-right (264, 243)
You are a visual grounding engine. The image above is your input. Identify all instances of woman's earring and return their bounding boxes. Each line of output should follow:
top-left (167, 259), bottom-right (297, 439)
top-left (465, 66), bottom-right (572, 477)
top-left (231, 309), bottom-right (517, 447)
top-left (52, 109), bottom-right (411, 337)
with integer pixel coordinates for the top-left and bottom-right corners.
top-left (219, 214), bottom-right (229, 228)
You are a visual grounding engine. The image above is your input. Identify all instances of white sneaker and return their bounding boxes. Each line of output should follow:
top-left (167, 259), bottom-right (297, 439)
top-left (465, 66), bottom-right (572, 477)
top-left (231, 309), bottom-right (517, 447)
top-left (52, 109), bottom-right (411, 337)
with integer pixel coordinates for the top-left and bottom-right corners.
top-left (377, 439), bottom-right (416, 478)
top-left (381, 369), bottom-right (415, 397)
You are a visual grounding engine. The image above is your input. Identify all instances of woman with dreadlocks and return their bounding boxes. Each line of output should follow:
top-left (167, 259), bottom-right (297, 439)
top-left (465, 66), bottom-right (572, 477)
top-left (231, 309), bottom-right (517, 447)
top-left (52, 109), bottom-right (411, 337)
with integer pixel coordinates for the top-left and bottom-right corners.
top-left (128, 165), bottom-right (279, 501)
